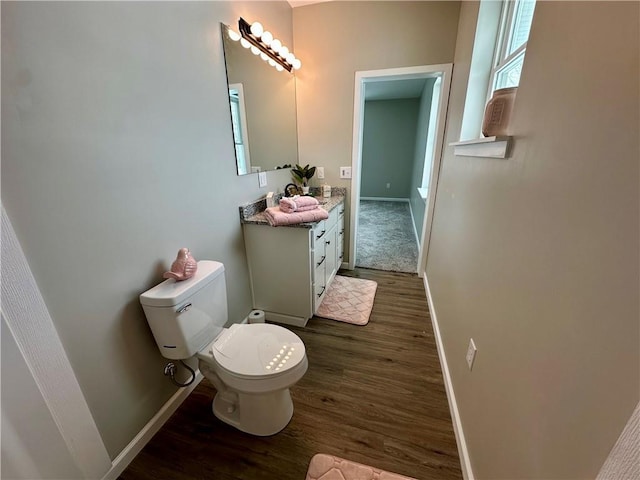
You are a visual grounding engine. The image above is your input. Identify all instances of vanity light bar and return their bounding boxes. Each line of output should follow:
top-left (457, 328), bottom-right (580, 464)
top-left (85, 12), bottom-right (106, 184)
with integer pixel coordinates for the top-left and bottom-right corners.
top-left (237, 17), bottom-right (300, 73)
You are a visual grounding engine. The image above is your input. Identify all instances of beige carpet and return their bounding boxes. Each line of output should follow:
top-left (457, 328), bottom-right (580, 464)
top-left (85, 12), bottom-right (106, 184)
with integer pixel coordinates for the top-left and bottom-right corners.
top-left (316, 275), bottom-right (377, 326)
top-left (305, 454), bottom-right (417, 480)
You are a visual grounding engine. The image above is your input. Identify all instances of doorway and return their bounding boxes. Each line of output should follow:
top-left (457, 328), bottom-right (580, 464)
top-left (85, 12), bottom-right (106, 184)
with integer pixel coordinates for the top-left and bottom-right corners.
top-left (348, 64), bottom-right (452, 277)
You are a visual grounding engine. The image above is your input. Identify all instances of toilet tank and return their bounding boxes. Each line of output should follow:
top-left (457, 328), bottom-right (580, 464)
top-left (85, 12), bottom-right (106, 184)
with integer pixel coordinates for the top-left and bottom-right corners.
top-left (139, 260), bottom-right (228, 360)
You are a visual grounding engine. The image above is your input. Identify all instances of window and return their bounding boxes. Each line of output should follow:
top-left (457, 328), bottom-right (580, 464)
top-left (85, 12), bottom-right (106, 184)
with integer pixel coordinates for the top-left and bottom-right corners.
top-left (489, 0), bottom-right (536, 93)
top-left (459, 0), bottom-right (536, 141)
top-left (228, 84), bottom-right (251, 175)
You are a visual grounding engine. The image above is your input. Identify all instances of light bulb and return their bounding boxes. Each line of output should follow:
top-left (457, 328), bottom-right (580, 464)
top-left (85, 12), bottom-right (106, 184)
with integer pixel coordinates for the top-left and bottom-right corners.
top-left (250, 45), bottom-right (260, 56)
top-left (261, 31), bottom-right (273, 46)
top-left (285, 53), bottom-right (295, 64)
top-left (227, 29), bottom-right (241, 41)
top-left (268, 58), bottom-right (277, 67)
top-left (250, 22), bottom-right (264, 37)
top-left (240, 38), bottom-right (251, 49)
top-left (276, 64), bottom-right (284, 72)
top-left (260, 52), bottom-right (268, 61)
top-left (271, 39), bottom-right (282, 54)
top-left (292, 58), bottom-right (302, 70)
top-left (280, 46), bottom-right (289, 58)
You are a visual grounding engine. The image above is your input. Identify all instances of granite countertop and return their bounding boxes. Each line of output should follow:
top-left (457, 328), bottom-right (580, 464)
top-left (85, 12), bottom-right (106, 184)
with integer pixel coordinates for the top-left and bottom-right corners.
top-left (240, 194), bottom-right (345, 228)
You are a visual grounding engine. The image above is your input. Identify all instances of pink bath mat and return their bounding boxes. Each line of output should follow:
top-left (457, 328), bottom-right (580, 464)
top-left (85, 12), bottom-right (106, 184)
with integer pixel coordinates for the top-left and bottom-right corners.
top-left (316, 275), bottom-right (377, 326)
top-left (305, 453), bottom-right (417, 480)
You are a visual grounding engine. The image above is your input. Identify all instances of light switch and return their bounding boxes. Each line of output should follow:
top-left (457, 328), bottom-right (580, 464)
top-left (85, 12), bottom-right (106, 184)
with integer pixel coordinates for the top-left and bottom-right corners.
top-left (258, 172), bottom-right (267, 187)
top-left (340, 166), bottom-right (352, 179)
top-left (317, 167), bottom-right (325, 179)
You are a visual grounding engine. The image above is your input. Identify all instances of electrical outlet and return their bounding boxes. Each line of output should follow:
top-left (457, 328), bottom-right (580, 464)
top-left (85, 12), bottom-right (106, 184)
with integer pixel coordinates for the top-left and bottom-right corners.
top-left (258, 171), bottom-right (267, 187)
top-left (466, 338), bottom-right (477, 370)
top-left (317, 167), bottom-right (325, 179)
top-left (340, 166), bottom-right (352, 179)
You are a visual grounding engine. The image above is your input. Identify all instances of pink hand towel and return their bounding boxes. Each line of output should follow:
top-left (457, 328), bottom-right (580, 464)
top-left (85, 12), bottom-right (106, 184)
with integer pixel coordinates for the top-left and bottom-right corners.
top-left (264, 206), bottom-right (329, 226)
top-left (294, 196), bottom-right (319, 208)
top-left (279, 197), bottom-right (298, 213)
top-left (279, 195), bottom-right (320, 213)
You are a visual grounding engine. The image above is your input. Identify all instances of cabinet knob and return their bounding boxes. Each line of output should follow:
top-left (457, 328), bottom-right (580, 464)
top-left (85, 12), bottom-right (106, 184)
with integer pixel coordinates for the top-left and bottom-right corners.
top-left (326, 240), bottom-right (331, 245)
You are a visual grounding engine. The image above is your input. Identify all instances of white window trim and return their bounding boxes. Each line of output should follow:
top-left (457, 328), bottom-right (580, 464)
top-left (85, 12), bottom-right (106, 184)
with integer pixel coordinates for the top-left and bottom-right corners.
top-left (487, 0), bottom-right (531, 98)
top-left (457, 0), bottom-right (535, 148)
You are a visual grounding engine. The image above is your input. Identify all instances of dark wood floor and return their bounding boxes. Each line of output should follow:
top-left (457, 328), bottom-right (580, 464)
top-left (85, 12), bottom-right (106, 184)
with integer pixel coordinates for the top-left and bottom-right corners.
top-left (120, 268), bottom-right (462, 480)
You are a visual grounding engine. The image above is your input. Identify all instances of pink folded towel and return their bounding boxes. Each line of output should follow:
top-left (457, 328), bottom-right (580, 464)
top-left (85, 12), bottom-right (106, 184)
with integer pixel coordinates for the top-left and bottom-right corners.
top-left (294, 195), bottom-right (320, 208)
top-left (279, 197), bottom-right (298, 212)
top-left (279, 195), bottom-right (320, 213)
top-left (264, 206), bottom-right (328, 226)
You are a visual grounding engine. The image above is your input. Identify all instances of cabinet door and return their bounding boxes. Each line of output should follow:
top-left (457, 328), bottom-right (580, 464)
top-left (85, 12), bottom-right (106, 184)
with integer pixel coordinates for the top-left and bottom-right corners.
top-left (312, 221), bottom-right (327, 313)
top-left (337, 211), bottom-right (345, 265)
top-left (324, 224), bottom-right (338, 286)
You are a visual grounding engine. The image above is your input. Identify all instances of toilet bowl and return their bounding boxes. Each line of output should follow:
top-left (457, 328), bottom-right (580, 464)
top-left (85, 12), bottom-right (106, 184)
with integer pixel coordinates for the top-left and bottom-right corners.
top-left (139, 260), bottom-right (308, 436)
top-left (197, 323), bottom-right (307, 435)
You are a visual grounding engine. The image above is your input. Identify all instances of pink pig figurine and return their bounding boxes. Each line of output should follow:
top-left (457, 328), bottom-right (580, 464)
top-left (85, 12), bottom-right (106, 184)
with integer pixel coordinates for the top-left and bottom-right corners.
top-left (163, 248), bottom-right (197, 281)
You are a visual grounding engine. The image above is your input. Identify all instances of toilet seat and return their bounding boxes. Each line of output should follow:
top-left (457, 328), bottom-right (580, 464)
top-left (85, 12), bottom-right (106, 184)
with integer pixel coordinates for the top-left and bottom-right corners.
top-left (203, 323), bottom-right (306, 379)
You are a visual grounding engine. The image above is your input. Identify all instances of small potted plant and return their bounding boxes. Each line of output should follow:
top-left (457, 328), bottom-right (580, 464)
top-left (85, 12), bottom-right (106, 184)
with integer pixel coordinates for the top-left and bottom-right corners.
top-left (291, 164), bottom-right (316, 195)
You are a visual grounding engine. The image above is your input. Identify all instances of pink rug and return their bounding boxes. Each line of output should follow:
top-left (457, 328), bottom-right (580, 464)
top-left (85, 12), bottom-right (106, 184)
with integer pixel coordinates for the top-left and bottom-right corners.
top-left (305, 453), bottom-right (417, 480)
top-left (316, 275), bottom-right (377, 326)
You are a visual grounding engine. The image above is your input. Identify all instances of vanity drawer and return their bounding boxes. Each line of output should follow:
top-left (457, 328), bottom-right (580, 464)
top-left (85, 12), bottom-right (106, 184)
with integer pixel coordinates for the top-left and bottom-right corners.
top-left (312, 220), bottom-right (327, 248)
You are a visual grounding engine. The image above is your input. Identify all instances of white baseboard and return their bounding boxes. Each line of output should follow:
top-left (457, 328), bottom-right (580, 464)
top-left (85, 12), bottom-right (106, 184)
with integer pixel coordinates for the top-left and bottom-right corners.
top-left (102, 372), bottom-right (204, 480)
top-left (423, 275), bottom-right (474, 480)
top-left (360, 196), bottom-right (409, 202)
top-left (265, 311), bottom-right (308, 327)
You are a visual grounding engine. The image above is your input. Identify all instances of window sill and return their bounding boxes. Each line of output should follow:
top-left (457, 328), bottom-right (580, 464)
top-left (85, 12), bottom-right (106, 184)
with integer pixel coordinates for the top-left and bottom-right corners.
top-left (449, 136), bottom-right (512, 158)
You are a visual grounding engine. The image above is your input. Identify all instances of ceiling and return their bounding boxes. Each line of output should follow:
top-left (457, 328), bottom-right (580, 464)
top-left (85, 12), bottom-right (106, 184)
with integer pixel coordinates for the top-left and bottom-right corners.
top-left (364, 78), bottom-right (429, 101)
top-left (288, 0), bottom-right (334, 7)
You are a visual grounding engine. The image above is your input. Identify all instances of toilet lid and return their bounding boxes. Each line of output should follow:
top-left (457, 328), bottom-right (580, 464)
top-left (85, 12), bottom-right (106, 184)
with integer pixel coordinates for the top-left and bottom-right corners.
top-left (210, 323), bottom-right (306, 377)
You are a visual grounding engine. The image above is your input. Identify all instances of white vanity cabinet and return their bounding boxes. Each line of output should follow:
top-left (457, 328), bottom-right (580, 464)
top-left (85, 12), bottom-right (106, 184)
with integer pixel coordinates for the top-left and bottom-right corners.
top-left (242, 200), bottom-right (344, 327)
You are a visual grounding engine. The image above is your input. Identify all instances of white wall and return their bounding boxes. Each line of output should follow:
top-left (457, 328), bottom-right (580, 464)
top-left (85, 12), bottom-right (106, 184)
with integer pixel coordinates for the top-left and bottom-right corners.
top-left (427, 1), bottom-right (639, 478)
top-left (1, 0), bottom-right (295, 460)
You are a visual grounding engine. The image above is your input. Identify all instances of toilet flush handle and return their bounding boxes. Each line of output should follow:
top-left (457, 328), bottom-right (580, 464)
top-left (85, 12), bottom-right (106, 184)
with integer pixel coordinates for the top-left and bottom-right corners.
top-left (177, 303), bottom-right (192, 314)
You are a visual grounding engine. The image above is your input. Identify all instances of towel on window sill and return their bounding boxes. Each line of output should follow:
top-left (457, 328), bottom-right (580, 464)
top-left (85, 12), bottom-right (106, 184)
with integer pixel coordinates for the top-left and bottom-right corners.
top-left (264, 206), bottom-right (328, 226)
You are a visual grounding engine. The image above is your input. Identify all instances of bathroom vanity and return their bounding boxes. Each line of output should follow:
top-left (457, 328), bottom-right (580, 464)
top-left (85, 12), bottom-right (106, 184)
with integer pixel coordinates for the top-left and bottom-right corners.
top-left (240, 195), bottom-right (345, 327)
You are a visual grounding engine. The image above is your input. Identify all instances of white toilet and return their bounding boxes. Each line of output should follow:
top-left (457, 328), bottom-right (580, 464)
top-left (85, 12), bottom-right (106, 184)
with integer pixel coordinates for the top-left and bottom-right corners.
top-left (140, 260), bottom-right (308, 436)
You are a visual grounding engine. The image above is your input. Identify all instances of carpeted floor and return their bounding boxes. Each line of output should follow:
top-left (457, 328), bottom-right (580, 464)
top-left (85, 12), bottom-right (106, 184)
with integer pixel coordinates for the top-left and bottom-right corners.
top-left (355, 200), bottom-right (418, 273)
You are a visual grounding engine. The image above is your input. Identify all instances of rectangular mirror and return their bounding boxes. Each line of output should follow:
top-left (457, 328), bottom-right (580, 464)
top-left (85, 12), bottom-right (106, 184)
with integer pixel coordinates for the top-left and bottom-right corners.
top-left (221, 23), bottom-right (299, 175)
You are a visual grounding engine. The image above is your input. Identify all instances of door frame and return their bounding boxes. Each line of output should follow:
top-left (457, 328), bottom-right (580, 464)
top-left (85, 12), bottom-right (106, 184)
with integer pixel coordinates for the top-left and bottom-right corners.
top-left (348, 64), bottom-right (453, 276)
